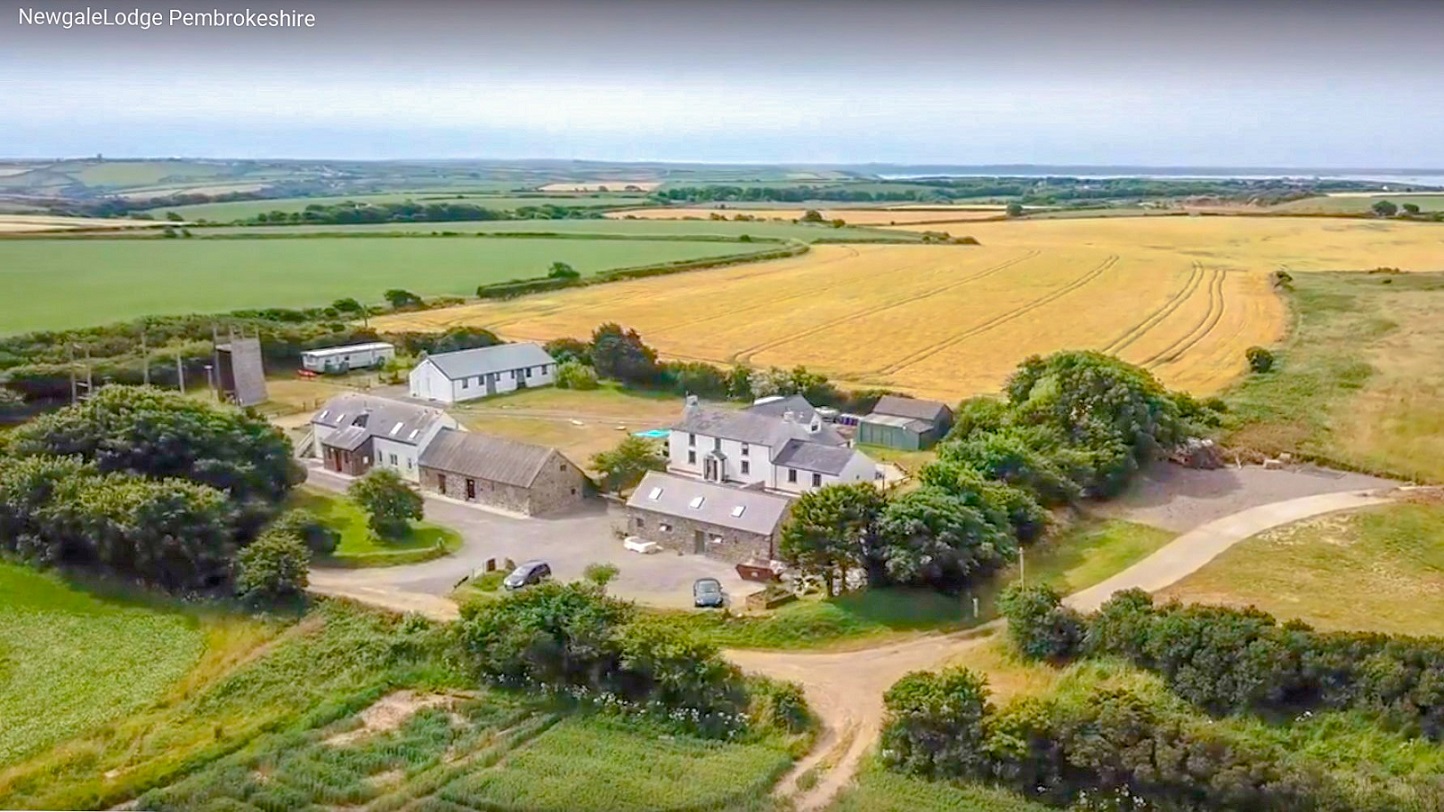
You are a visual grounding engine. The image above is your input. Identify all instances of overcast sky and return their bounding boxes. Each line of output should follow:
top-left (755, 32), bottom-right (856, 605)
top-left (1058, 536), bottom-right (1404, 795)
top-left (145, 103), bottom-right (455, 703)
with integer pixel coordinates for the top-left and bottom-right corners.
top-left (4, 0), bottom-right (1443, 166)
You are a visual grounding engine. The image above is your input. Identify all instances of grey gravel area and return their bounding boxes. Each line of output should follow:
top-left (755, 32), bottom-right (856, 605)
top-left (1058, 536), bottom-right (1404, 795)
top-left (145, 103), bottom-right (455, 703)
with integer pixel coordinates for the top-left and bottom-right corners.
top-left (1094, 463), bottom-right (1398, 533)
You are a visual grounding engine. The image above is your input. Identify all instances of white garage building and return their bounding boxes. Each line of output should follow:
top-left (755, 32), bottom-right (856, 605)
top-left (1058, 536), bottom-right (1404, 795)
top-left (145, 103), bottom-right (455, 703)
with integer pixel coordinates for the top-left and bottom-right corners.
top-left (408, 343), bottom-right (558, 404)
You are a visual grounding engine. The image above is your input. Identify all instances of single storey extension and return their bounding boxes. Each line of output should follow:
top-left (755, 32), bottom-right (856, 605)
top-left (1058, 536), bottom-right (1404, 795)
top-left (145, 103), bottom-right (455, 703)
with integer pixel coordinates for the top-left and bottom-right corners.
top-left (408, 343), bottom-right (557, 404)
top-left (417, 428), bottom-right (588, 516)
top-left (624, 471), bottom-right (792, 563)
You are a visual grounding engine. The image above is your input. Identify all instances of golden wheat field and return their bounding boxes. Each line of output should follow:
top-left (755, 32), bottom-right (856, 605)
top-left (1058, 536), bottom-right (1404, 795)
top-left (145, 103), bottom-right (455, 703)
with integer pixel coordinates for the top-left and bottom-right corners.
top-left (607, 207), bottom-right (1003, 225)
top-left (373, 217), bottom-right (1444, 402)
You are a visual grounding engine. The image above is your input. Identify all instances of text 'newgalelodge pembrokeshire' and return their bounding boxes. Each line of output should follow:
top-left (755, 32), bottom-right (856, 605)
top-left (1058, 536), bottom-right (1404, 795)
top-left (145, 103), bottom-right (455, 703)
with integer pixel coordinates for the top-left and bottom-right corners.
top-left (16, 7), bottom-right (318, 29)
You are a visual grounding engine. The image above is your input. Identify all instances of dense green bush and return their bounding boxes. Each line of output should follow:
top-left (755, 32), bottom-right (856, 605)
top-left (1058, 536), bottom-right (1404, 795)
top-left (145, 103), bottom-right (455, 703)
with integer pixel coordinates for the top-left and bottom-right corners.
top-left (268, 508), bottom-right (340, 557)
top-left (347, 469), bottom-right (423, 539)
top-left (879, 668), bottom-right (991, 779)
top-left (1088, 590), bottom-right (1444, 741)
top-left (1246, 345), bottom-right (1276, 373)
top-left (458, 582), bottom-right (757, 737)
top-left (233, 529), bottom-right (310, 605)
top-left (997, 583), bottom-right (1086, 664)
top-left (7, 385), bottom-right (301, 506)
top-left (555, 359), bottom-right (599, 390)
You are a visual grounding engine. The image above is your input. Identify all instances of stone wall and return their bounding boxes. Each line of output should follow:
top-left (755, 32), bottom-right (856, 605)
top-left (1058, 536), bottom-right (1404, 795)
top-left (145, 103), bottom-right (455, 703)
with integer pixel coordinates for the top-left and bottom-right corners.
top-left (623, 506), bottom-right (776, 564)
top-left (527, 452), bottom-right (591, 516)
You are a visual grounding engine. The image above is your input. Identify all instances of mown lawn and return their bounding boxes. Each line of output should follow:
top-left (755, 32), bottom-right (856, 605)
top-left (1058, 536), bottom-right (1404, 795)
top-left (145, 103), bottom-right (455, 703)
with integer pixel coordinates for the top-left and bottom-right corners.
top-left (1160, 500), bottom-right (1444, 636)
top-left (0, 562), bottom-right (279, 779)
top-left (676, 518), bottom-right (1174, 650)
top-left (0, 236), bottom-right (766, 334)
top-left (289, 487), bottom-right (461, 567)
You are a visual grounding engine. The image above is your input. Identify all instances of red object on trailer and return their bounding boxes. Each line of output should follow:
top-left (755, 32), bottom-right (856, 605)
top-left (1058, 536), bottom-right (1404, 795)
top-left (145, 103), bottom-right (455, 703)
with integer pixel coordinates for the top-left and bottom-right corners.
top-left (297, 369), bottom-right (318, 379)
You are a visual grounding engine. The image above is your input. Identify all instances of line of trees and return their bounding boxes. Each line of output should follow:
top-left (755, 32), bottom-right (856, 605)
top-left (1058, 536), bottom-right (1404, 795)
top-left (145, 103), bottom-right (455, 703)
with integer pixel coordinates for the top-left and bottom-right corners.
top-left (243, 200), bottom-right (605, 227)
top-left (775, 351), bottom-right (1221, 595)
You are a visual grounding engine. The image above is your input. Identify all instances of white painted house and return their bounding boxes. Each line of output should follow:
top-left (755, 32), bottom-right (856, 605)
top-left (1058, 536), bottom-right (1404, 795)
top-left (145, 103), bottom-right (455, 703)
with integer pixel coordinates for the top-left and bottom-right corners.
top-left (301, 342), bottom-right (396, 373)
top-left (310, 393), bottom-right (457, 482)
top-left (408, 343), bottom-right (558, 404)
top-left (667, 396), bottom-right (878, 495)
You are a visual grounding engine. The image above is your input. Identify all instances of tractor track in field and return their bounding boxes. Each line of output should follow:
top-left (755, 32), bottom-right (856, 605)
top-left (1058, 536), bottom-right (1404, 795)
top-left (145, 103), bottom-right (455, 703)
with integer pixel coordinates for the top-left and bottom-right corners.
top-left (874, 254), bottom-right (1119, 375)
top-left (728, 249), bottom-right (1041, 366)
top-left (1098, 260), bottom-right (1205, 357)
top-left (1141, 263), bottom-right (1226, 368)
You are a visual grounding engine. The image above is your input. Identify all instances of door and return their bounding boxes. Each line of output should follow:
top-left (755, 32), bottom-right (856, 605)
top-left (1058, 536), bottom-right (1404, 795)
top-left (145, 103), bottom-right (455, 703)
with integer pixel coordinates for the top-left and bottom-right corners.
top-left (465, 478), bottom-right (476, 500)
top-left (693, 529), bottom-right (706, 554)
top-left (437, 474), bottom-right (447, 495)
top-left (486, 373), bottom-right (497, 396)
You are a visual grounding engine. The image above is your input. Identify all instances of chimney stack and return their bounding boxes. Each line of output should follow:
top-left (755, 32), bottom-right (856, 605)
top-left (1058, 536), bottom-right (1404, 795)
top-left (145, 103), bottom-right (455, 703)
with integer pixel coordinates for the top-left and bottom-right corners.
top-left (685, 394), bottom-right (699, 408)
top-left (782, 410), bottom-right (796, 424)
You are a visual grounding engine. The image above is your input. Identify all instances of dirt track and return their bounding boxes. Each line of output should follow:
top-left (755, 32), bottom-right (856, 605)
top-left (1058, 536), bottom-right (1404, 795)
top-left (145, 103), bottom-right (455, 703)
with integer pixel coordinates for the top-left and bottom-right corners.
top-left (730, 488), bottom-right (1391, 811)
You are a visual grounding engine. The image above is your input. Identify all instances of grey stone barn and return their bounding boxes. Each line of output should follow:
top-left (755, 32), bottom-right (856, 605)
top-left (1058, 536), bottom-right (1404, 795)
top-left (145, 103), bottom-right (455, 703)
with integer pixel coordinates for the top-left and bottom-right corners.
top-left (417, 428), bottom-right (588, 516)
top-left (624, 471), bottom-right (792, 564)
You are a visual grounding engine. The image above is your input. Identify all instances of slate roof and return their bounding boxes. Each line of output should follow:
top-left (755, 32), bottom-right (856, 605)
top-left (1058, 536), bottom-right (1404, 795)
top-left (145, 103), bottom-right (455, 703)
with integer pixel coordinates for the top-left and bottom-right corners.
top-left (671, 404), bottom-right (846, 452)
top-left (627, 472), bottom-right (791, 536)
top-left (313, 394), bottom-right (448, 448)
top-left (771, 440), bottom-right (862, 475)
top-left (745, 395), bottom-right (818, 422)
top-left (870, 395), bottom-right (952, 425)
top-left (417, 428), bottom-right (561, 488)
top-left (421, 343), bottom-right (556, 381)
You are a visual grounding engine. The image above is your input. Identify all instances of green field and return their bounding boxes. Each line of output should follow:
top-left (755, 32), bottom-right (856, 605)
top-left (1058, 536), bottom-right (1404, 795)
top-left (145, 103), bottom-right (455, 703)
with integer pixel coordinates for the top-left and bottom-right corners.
top-left (1226, 271), bottom-right (1444, 482)
top-left (196, 216), bottom-right (916, 241)
top-left (291, 487), bottom-right (462, 567)
top-left (0, 563), bottom-right (207, 766)
top-left (1161, 501), bottom-right (1444, 636)
top-left (156, 193), bottom-right (650, 221)
top-left (0, 236), bottom-right (764, 334)
top-left (1271, 194), bottom-right (1444, 214)
top-left (831, 762), bottom-right (1051, 812)
top-left (68, 160), bottom-right (235, 188)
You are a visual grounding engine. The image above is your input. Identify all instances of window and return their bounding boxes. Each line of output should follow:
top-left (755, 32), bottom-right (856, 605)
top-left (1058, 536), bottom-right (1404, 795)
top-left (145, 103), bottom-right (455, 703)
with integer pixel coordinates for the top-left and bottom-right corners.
top-left (741, 461), bottom-right (750, 475)
top-left (741, 443), bottom-right (749, 457)
top-left (713, 437), bottom-right (721, 451)
top-left (687, 496), bottom-right (705, 509)
top-left (636, 517), bottom-right (644, 528)
top-left (812, 472), bottom-right (822, 487)
top-left (407, 458), bottom-right (414, 470)
top-left (647, 486), bottom-right (663, 500)
top-left (787, 469), bottom-right (797, 483)
top-left (659, 522), bottom-right (673, 532)
top-left (730, 505), bottom-right (746, 518)
top-left (687, 450), bottom-right (696, 464)
top-left (462, 378), bottom-right (469, 389)
top-left (389, 454), bottom-right (398, 466)
top-left (560, 463), bottom-right (567, 471)
top-left (511, 370), bottom-right (518, 380)
top-left (688, 433), bottom-right (696, 447)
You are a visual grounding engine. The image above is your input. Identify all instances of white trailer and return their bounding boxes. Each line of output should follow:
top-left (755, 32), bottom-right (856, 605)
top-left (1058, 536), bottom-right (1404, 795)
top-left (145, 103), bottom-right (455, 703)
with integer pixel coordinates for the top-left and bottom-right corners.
top-left (301, 342), bottom-right (396, 373)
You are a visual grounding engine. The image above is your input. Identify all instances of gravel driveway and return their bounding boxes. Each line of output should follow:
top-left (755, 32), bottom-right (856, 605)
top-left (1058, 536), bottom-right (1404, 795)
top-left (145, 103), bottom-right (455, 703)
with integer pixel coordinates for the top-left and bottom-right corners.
top-left (1093, 463), bottom-right (1398, 533)
top-left (303, 465), bottom-right (747, 610)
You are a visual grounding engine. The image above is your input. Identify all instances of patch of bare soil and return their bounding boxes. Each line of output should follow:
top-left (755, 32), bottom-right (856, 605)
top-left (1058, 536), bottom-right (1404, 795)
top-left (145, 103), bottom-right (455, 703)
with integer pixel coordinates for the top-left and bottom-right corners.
top-left (324, 691), bottom-right (461, 747)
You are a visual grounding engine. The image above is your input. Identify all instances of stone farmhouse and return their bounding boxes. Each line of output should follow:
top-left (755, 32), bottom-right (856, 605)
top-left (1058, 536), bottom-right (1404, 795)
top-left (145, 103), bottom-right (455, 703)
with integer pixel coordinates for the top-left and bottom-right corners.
top-left (309, 393), bottom-right (585, 516)
top-left (408, 343), bottom-right (558, 404)
top-left (668, 395), bottom-right (878, 495)
top-left (624, 471), bottom-right (792, 563)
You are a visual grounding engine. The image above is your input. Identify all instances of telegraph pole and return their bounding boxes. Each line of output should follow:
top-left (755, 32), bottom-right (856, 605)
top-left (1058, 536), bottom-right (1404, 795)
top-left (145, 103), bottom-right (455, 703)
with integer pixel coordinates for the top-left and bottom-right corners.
top-left (140, 330), bottom-right (150, 386)
top-left (176, 354), bottom-right (185, 392)
top-left (68, 345), bottom-right (78, 405)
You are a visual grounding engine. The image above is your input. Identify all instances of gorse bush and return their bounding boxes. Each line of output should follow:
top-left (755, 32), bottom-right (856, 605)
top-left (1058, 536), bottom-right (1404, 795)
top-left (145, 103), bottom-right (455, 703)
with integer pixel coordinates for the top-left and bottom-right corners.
top-left (997, 583), bottom-right (1086, 664)
top-left (233, 528), bottom-right (311, 605)
top-left (457, 581), bottom-right (801, 738)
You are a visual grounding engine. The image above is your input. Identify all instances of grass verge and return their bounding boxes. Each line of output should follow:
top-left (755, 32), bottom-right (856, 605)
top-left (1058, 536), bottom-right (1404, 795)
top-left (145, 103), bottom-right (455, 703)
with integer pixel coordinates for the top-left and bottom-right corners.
top-left (290, 487), bottom-right (463, 568)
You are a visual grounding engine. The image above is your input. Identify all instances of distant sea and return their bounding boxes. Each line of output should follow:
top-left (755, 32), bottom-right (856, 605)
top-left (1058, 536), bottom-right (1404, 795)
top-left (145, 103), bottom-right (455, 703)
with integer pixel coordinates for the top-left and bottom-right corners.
top-left (873, 167), bottom-right (1444, 187)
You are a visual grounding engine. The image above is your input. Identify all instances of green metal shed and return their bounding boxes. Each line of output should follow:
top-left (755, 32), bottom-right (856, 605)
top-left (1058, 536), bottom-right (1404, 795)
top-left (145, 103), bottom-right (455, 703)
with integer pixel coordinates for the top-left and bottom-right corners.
top-left (857, 413), bottom-right (934, 451)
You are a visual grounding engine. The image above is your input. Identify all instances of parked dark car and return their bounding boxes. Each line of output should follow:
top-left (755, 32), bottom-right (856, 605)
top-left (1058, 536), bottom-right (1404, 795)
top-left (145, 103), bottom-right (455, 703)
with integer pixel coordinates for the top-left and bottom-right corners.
top-left (692, 577), bottom-right (725, 608)
top-left (503, 560), bottom-right (552, 590)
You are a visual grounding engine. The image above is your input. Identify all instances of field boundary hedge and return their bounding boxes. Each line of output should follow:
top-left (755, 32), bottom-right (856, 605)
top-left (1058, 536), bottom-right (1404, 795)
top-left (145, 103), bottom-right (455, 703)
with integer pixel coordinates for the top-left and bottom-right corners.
top-left (475, 241), bottom-right (810, 300)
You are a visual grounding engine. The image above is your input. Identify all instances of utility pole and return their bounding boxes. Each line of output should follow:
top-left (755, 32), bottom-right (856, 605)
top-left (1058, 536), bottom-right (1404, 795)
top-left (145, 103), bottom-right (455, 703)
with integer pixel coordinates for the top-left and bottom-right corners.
top-left (140, 330), bottom-right (150, 386)
top-left (1019, 546), bottom-right (1026, 588)
top-left (68, 345), bottom-right (78, 405)
top-left (83, 346), bottom-right (93, 400)
top-left (176, 354), bottom-right (185, 392)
